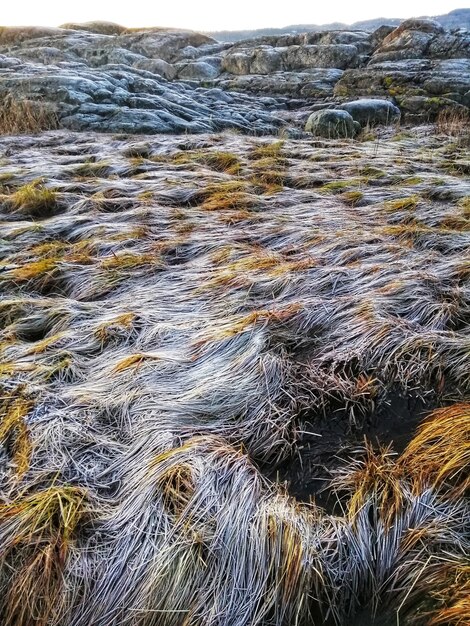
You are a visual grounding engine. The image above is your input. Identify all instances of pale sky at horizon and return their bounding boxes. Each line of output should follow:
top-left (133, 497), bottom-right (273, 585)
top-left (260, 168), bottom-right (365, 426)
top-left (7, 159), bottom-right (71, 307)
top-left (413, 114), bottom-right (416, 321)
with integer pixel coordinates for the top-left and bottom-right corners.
top-left (2, 1), bottom-right (469, 31)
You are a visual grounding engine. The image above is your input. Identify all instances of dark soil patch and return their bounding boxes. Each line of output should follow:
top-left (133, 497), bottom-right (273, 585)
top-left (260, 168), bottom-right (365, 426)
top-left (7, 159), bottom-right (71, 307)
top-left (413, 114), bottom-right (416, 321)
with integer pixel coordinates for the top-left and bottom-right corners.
top-left (266, 389), bottom-right (439, 510)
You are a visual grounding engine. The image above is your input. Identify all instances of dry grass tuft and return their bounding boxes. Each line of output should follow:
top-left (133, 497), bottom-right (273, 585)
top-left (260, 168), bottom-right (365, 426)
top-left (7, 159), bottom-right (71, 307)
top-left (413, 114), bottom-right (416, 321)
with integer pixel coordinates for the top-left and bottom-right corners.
top-left (333, 444), bottom-right (404, 525)
top-left (6, 180), bottom-right (59, 219)
top-left (0, 95), bottom-right (59, 135)
top-left (199, 180), bottom-right (255, 211)
top-left (199, 151), bottom-right (242, 174)
top-left (340, 190), bottom-right (364, 206)
top-left (429, 566), bottom-right (470, 626)
top-left (399, 403), bottom-right (470, 498)
top-left (436, 106), bottom-right (470, 138)
top-left (172, 150), bottom-right (242, 174)
top-left (0, 486), bottom-right (87, 626)
top-left (250, 140), bottom-right (285, 160)
top-left (11, 258), bottom-right (59, 282)
top-left (0, 389), bottom-right (33, 477)
top-left (248, 142), bottom-right (287, 192)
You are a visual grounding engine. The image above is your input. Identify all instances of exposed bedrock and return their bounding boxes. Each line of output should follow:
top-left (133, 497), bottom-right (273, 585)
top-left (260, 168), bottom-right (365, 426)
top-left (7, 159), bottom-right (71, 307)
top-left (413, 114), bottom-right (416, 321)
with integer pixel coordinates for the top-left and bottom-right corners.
top-left (0, 17), bottom-right (468, 133)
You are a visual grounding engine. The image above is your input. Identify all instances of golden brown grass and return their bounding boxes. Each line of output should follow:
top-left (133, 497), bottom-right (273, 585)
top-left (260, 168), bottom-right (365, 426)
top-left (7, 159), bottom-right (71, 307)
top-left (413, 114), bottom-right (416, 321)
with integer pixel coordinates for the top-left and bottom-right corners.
top-left (101, 252), bottom-right (157, 270)
top-left (73, 160), bottom-right (111, 178)
top-left (399, 403), bottom-right (470, 498)
top-left (383, 195), bottom-right (419, 213)
top-left (249, 140), bottom-right (285, 160)
top-left (0, 95), bottom-right (59, 135)
top-left (113, 352), bottom-right (161, 372)
top-left (199, 180), bottom-right (254, 211)
top-left (0, 486), bottom-right (86, 626)
top-left (94, 313), bottom-right (136, 343)
top-left (436, 106), bottom-right (470, 138)
top-left (429, 566), bottom-right (470, 626)
top-left (172, 150), bottom-right (242, 174)
top-left (158, 462), bottom-right (195, 520)
top-left (6, 181), bottom-right (59, 219)
top-left (340, 190), bottom-right (364, 206)
top-left (0, 390), bottom-right (32, 477)
top-left (12, 258), bottom-right (59, 282)
top-left (336, 444), bottom-right (404, 525)
top-left (320, 179), bottom-right (363, 194)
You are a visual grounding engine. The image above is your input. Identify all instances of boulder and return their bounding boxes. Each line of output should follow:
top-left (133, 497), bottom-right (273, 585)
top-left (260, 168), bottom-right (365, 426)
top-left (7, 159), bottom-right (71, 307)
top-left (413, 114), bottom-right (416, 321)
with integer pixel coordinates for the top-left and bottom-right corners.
top-left (4, 46), bottom-right (73, 65)
top-left (371, 20), bottom-right (469, 64)
top-left (383, 19), bottom-right (445, 44)
top-left (177, 61), bottom-right (221, 80)
top-left (133, 58), bottom-right (177, 80)
top-left (118, 30), bottom-right (216, 63)
top-left (333, 58), bottom-right (470, 118)
top-left (221, 50), bottom-right (252, 75)
top-left (305, 109), bottom-right (359, 138)
top-left (250, 47), bottom-right (282, 74)
top-left (370, 25), bottom-right (396, 48)
top-left (338, 99), bottom-right (401, 126)
top-left (215, 69), bottom-right (343, 98)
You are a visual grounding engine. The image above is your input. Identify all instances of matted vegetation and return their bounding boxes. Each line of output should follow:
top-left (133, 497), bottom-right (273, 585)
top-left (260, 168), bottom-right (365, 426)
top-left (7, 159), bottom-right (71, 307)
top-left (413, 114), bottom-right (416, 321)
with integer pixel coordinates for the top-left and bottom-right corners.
top-left (0, 129), bottom-right (469, 626)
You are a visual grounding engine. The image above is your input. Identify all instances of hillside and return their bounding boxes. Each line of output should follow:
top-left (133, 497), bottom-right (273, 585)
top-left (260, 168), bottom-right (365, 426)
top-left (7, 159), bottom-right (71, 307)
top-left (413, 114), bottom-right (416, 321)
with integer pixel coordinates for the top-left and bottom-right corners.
top-left (207, 8), bottom-right (470, 41)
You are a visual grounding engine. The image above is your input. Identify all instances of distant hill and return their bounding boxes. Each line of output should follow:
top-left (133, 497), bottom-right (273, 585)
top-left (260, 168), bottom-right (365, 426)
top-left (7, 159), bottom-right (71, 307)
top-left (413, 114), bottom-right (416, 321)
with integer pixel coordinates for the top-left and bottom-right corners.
top-left (206, 8), bottom-right (470, 42)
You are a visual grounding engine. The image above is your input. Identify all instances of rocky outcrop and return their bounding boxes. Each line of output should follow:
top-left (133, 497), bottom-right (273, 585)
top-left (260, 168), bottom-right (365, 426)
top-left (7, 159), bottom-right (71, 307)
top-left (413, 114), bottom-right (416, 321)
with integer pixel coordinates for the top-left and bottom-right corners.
top-left (335, 58), bottom-right (470, 119)
top-left (0, 17), bottom-right (468, 134)
top-left (214, 68), bottom-right (344, 98)
top-left (335, 19), bottom-right (470, 120)
top-left (0, 54), bottom-right (284, 135)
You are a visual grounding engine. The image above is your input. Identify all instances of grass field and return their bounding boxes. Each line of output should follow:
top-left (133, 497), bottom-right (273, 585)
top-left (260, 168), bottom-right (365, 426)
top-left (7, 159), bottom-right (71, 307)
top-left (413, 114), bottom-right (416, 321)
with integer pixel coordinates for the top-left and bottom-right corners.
top-left (0, 128), bottom-right (469, 626)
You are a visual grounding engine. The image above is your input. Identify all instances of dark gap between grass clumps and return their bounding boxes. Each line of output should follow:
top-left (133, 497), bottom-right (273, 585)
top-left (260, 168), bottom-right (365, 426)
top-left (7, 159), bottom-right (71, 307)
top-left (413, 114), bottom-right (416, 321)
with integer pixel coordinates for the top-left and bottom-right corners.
top-left (263, 389), bottom-right (440, 511)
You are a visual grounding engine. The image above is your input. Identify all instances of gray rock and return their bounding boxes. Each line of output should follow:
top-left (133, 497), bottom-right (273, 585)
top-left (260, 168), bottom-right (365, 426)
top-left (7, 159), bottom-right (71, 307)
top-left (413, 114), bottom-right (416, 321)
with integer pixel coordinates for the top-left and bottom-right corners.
top-left (83, 47), bottom-right (144, 68)
top-left (118, 30), bottom-right (216, 63)
top-left (250, 47), bottom-right (282, 74)
top-left (370, 20), bottom-right (469, 64)
top-left (215, 68), bottom-right (343, 98)
top-left (338, 98), bottom-right (401, 126)
top-left (221, 50), bottom-right (252, 75)
top-left (198, 56), bottom-right (223, 71)
top-left (132, 58), bottom-right (177, 80)
top-left (0, 53), bottom-right (284, 135)
top-left (334, 56), bottom-right (470, 120)
top-left (281, 44), bottom-right (358, 70)
top-left (305, 109), bottom-right (359, 138)
top-left (5, 46), bottom-right (73, 65)
top-left (176, 61), bottom-right (221, 80)
top-left (204, 87), bottom-right (234, 103)
top-left (0, 19), bottom-right (466, 137)
top-left (385, 18), bottom-right (445, 39)
top-left (0, 26), bottom-right (65, 45)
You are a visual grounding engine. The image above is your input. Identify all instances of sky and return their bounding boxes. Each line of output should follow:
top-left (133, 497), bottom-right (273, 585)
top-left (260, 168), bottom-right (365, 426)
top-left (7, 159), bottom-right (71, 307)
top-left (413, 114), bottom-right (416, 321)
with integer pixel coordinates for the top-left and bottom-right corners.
top-left (1, 1), bottom-right (468, 31)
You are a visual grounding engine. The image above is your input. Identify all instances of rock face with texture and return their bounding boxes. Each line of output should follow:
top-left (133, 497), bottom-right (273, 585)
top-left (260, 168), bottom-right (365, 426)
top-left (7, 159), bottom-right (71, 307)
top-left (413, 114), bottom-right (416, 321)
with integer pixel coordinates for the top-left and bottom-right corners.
top-left (335, 19), bottom-right (470, 120)
top-left (0, 16), bottom-right (468, 134)
top-left (338, 98), bottom-right (401, 126)
top-left (0, 54), bottom-right (285, 135)
top-left (305, 109), bottom-right (359, 137)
